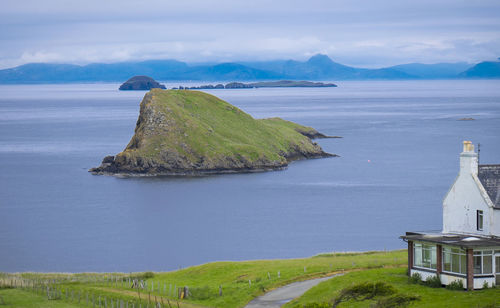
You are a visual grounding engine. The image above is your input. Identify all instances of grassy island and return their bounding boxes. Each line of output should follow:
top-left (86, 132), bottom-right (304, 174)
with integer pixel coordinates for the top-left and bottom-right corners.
top-left (90, 89), bottom-right (334, 176)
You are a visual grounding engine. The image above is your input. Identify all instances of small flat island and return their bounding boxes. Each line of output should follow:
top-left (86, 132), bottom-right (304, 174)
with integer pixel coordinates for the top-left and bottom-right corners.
top-left (119, 75), bottom-right (166, 90)
top-left (176, 80), bottom-right (337, 90)
top-left (90, 89), bottom-right (336, 176)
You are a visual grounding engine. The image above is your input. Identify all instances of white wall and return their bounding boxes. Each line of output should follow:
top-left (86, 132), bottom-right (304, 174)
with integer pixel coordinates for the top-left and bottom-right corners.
top-left (443, 149), bottom-right (492, 236)
top-left (410, 268), bottom-right (494, 289)
top-left (410, 268), bottom-right (438, 282)
top-left (440, 273), bottom-right (466, 289)
top-left (492, 209), bottom-right (500, 236)
top-left (473, 277), bottom-right (495, 289)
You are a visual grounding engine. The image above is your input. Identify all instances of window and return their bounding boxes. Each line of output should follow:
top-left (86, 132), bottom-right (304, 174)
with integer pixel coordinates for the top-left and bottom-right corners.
top-left (473, 250), bottom-right (493, 275)
top-left (477, 210), bottom-right (483, 231)
top-left (442, 247), bottom-right (466, 275)
top-left (414, 243), bottom-right (436, 269)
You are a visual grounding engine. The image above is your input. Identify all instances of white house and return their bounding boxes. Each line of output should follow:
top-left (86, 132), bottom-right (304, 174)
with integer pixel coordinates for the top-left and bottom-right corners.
top-left (401, 141), bottom-right (500, 290)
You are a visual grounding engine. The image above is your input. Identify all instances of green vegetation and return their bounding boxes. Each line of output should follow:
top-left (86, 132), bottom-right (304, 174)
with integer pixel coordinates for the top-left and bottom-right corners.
top-left (3, 250), bottom-right (497, 308)
top-left (260, 117), bottom-right (329, 139)
top-left (408, 272), bottom-right (422, 285)
top-left (446, 279), bottom-right (464, 291)
top-left (0, 289), bottom-right (80, 308)
top-left (1, 250), bottom-right (405, 308)
top-left (424, 275), bottom-right (442, 288)
top-left (91, 89), bottom-right (331, 175)
top-left (331, 281), bottom-right (397, 307)
top-left (284, 267), bottom-right (499, 308)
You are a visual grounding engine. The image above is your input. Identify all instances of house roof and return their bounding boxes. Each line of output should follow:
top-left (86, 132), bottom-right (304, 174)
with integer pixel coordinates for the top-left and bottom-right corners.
top-left (478, 164), bottom-right (500, 208)
top-left (401, 231), bottom-right (500, 248)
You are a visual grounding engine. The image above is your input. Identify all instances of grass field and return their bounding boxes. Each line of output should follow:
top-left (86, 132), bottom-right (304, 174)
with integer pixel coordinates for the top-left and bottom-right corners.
top-left (284, 267), bottom-right (500, 308)
top-left (0, 250), bottom-right (405, 308)
top-left (0, 289), bottom-right (80, 308)
top-left (1, 250), bottom-right (498, 308)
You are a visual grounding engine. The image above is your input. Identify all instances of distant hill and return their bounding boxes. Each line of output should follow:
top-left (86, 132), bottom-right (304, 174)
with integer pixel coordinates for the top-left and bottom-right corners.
top-left (0, 54), bottom-right (493, 83)
top-left (388, 62), bottom-right (473, 79)
top-left (239, 54), bottom-right (413, 80)
top-left (0, 60), bottom-right (189, 83)
top-left (459, 59), bottom-right (500, 78)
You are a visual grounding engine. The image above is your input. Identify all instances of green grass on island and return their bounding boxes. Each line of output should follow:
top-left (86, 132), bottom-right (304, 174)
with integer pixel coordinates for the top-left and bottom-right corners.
top-left (91, 89), bottom-right (331, 175)
top-left (1, 250), bottom-right (498, 308)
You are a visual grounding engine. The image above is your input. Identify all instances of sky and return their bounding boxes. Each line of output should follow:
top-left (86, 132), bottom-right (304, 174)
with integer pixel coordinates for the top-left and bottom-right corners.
top-left (1, 0), bottom-right (500, 69)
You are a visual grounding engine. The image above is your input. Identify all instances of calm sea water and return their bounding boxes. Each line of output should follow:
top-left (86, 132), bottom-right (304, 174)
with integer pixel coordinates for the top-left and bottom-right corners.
top-left (0, 80), bottom-right (499, 272)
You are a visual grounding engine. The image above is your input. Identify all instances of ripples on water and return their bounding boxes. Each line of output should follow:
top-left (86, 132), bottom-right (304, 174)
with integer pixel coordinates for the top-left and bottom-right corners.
top-left (0, 80), bottom-right (499, 272)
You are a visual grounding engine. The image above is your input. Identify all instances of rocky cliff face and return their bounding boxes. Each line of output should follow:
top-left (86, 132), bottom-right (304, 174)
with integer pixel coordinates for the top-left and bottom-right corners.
top-left (90, 89), bottom-right (335, 176)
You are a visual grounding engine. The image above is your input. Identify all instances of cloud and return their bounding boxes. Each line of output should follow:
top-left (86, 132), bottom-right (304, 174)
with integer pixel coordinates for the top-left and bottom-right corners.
top-left (0, 0), bottom-right (499, 68)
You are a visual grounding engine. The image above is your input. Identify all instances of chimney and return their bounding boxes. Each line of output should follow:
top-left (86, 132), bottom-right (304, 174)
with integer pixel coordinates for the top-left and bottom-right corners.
top-left (459, 141), bottom-right (478, 176)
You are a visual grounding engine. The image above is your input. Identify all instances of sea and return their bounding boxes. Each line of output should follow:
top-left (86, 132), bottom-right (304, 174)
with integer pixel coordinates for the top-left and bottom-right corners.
top-left (0, 80), bottom-right (499, 272)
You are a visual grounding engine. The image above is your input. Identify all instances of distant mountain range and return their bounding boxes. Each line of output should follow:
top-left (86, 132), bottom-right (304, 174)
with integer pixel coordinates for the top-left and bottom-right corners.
top-left (0, 54), bottom-right (499, 83)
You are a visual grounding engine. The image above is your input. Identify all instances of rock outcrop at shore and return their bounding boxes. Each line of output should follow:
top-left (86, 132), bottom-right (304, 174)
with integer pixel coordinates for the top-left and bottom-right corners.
top-left (90, 89), bottom-right (335, 176)
top-left (119, 76), bottom-right (166, 90)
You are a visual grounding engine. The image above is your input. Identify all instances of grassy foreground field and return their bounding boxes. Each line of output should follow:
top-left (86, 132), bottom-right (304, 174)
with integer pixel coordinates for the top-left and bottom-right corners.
top-left (0, 250), bottom-right (405, 308)
top-left (0, 289), bottom-right (81, 308)
top-left (284, 267), bottom-right (500, 308)
top-left (1, 250), bottom-right (498, 308)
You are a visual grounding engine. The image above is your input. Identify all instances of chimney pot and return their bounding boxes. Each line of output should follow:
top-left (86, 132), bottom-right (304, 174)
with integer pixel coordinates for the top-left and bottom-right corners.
top-left (460, 140), bottom-right (478, 176)
top-left (463, 141), bottom-right (474, 152)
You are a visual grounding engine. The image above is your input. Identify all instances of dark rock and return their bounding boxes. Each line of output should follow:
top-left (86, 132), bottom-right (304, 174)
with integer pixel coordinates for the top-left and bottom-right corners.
top-left (102, 155), bottom-right (115, 163)
top-left (119, 76), bottom-right (166, 91)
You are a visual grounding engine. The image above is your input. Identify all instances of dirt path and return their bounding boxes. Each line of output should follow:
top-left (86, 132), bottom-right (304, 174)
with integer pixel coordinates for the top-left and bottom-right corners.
top-left (244, 274), bottom-right (343, 308)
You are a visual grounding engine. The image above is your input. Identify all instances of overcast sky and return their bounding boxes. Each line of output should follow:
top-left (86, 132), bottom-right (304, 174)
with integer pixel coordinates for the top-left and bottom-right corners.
top-left (1, 0), bottom-right (500, 69)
